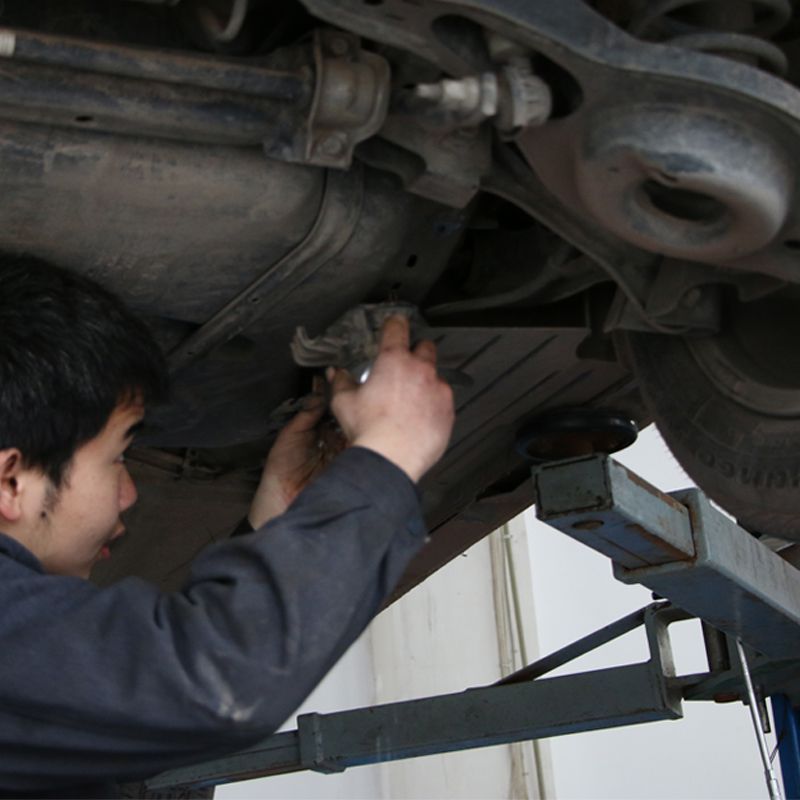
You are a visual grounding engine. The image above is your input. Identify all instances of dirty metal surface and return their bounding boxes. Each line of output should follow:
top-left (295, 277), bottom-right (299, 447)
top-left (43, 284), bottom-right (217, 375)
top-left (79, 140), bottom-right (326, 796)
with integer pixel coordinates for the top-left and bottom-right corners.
top-left (618, 488), bottom-right (800, 660)
top-left (534, 454), bottom-right (695, 569)
top-left (0, 119), bottom-right (467, 447)
top-left (302, 0), bottom-right (800, 285)
top-left (390, 324), bottom-right (636, 600)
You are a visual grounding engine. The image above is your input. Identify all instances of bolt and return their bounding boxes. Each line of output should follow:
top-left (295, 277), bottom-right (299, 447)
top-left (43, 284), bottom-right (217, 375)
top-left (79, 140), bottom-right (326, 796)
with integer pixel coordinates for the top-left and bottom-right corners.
top-left (498, 67), bottom-right (552, 132)
top-left (413, 74), bottom-right (497, 122)
top-left (328, 36), bottom-right (350, 57)
top-left (317, 134), bottom-right (346, 158)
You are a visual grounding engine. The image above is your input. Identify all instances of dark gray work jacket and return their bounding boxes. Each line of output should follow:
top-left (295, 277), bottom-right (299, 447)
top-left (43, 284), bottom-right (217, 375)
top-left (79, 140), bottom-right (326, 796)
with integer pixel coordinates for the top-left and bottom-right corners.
top-left (0, 447), bottom-right (426, 798)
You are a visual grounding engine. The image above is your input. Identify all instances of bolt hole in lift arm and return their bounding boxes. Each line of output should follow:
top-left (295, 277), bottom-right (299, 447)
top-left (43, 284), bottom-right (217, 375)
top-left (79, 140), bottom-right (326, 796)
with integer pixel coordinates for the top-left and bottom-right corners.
top-left (144, 455), bottom-right (800, 796)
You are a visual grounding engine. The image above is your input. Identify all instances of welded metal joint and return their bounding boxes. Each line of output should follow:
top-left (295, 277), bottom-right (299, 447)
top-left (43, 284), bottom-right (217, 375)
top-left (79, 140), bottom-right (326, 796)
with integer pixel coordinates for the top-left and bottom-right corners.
top-left (298, 713), bottom-right (346, 774)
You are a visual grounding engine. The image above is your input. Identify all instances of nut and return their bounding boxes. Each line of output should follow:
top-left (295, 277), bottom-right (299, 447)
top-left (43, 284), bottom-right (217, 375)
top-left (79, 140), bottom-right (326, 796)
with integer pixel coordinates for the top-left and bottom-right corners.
top-left (328, 36), bottom-right (350, 57)
top-left (317, 134), bottom-right (346, 157)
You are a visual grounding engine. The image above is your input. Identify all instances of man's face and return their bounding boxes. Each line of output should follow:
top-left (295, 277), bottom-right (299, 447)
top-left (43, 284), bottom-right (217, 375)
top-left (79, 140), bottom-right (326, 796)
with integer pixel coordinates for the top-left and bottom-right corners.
top-left (30, 402), bottom-right (143, 578)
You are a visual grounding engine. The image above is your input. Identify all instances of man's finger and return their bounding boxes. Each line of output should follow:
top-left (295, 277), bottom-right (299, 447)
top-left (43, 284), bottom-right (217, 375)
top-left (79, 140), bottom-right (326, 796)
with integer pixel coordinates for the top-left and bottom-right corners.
top-left (328, 366), bottom-right (359, 397)
top-left (292, 375), bottom-right (327, 424)
top-left (300, 380), bottom-right (325, 411)
top-left (413, 339), bottom-right (437, 366)
top-left (378, 315), bottom-right (411, 353)
top-left (297, 393), bottom-right (326, 418)
top-left (318, 423), bottom-right (349, 465)
top-left (284, 395), bottom-right (326, 433)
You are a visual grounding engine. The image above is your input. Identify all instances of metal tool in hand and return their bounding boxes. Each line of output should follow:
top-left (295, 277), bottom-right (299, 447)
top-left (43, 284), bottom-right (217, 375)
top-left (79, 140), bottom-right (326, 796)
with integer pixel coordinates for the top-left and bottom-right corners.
top-left (291, 302), bottom-right (461, 384)
top-left (268, 304), bottom-right (422, 436)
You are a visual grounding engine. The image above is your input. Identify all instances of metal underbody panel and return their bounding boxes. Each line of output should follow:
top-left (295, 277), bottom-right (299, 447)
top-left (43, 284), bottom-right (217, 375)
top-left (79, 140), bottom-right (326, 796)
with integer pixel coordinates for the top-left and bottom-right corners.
top-left (0, 0), bottom-right (791, 582)
top-left (95, 323), bottom-right (635, 593)
top-left (302, 0), bottom-right (800, 280)
top-left (0, 13), bottom-right (640, 592)
top-left (0, 121), bottom-right (467, 446)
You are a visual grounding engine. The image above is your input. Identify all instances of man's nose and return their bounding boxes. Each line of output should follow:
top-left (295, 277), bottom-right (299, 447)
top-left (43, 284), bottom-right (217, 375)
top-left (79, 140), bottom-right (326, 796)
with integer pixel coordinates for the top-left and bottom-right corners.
top-left (119, 467), bottom-right (138, 512)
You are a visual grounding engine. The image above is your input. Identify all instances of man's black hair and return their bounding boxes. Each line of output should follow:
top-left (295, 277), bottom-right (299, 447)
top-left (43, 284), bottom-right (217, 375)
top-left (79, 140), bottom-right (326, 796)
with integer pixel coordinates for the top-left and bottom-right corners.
top-left (0, 255), bottom-right (169, 486)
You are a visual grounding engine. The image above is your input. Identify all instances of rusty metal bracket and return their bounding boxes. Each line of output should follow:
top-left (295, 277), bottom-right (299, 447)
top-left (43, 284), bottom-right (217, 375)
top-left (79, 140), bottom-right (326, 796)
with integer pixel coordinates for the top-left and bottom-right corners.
top-left (363, 118), bottom-right (492, 208)
top-left (263, 29), bottom-right (390, 169)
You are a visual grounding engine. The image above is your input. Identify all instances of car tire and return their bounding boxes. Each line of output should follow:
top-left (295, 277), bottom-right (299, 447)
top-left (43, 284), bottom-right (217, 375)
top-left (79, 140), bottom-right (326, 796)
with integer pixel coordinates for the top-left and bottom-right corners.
top-left (617, 295), bottom-right (800, 541)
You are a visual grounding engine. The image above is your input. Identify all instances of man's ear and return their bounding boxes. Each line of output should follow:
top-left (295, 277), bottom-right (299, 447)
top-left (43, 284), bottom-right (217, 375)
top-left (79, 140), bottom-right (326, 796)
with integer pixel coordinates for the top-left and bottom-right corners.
top-left (0, 449), bottom-right (25, 522)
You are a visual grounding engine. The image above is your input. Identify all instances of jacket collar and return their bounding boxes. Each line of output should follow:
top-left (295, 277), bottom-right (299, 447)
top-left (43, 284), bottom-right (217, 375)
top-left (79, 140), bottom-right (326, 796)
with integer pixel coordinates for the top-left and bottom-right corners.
top-left (0, 530), bottom-right (45, 573)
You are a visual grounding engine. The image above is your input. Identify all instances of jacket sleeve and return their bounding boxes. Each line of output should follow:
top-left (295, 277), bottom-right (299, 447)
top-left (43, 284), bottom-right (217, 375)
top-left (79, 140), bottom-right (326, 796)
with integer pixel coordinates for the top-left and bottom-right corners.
top-left (0, 447), bottom-right (427, 791)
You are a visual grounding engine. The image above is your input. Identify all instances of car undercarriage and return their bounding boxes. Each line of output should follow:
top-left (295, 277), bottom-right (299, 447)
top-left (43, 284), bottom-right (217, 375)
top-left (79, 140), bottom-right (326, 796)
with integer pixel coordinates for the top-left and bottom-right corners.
top-left (3, 0), bottom-right (800, 595)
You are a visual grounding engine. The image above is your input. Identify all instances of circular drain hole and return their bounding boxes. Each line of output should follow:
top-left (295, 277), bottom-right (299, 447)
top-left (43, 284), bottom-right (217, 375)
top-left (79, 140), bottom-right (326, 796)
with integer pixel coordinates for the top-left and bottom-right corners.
top-left (641, 179), bottom-right (727, 225)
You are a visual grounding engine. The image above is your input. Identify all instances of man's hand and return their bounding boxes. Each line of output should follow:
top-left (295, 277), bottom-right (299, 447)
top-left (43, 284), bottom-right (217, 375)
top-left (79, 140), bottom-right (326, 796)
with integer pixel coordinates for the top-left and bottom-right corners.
top-left (329, 315), bottom-right (455, 483)
top-left (248, 379), bottom-right (344, 528)
top-left (249, 315), bottom-right (454, 527)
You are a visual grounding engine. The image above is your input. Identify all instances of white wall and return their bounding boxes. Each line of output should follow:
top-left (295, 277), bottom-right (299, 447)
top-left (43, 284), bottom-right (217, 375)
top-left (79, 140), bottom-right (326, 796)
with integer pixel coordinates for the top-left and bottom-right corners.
top-left (217, 632), bottom-right (385, 799)
top-left (218, 517), bottom-right (545, 799)
top-left (369, 532), bottom-right (545, 800)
